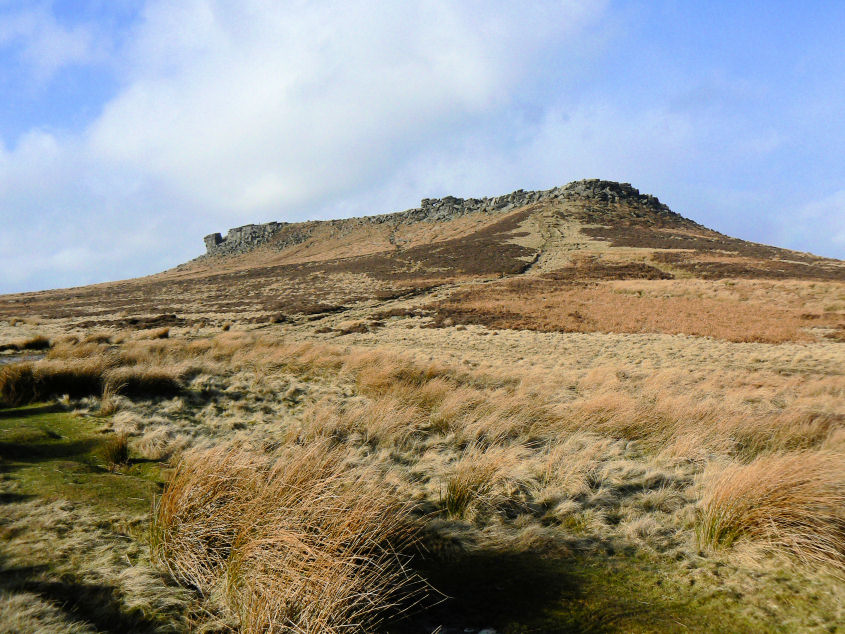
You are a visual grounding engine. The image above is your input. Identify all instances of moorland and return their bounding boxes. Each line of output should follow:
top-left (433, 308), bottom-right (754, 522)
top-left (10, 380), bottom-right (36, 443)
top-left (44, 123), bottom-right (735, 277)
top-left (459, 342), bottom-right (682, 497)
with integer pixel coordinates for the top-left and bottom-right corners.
top-left (0, 180), bottom-right (843, 632)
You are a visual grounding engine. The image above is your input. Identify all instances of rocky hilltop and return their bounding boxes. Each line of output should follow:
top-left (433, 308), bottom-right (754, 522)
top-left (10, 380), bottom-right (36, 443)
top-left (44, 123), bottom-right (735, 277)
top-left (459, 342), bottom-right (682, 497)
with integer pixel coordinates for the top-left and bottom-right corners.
top-left (203, 179), bottom-right (678, 256)
top-left (2, 177), bottom-right (841, 333)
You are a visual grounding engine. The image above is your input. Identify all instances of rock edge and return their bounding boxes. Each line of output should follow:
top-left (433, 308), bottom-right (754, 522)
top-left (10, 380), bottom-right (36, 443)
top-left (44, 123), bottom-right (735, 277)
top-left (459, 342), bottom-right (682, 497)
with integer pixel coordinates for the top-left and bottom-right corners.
top-left (203, 179), bottom-right (677, 256)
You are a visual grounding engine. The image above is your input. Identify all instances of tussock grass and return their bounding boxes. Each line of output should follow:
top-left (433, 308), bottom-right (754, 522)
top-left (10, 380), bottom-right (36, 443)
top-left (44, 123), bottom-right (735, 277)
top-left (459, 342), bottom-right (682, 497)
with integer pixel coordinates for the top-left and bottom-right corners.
top-left (301, 395), bottom-right (427, 447)
top-left (98, 379), bottom-right (123, 415)
top-left (100, 432), bottom-right (130, 470)
top-left (137, 326), bottom-right (170, 340)
top-left (0, 360), bottom-right (103, 406)
top-left (105, 365), bottom-right (182, 398)
top-left (0, 334), bottom-right (51, 352)
top-left (82, 331), bottom-right (113, 344)
top-left (443, 445), bottom-right (527, 519)
top-left (151, 446), bottom-right (258, 593)
top-left (697, 451), bottom-right (845, 572)
top-left (9, 330), bottom-right (842, 624)
top-left (557, 388), bottom-right (840, 459)
top-left (0, 355), bottom-right (182, 407)
top-left (152, 443), bottom-right (429, 633)
top-left (0, 363), bottom-right (37, 407)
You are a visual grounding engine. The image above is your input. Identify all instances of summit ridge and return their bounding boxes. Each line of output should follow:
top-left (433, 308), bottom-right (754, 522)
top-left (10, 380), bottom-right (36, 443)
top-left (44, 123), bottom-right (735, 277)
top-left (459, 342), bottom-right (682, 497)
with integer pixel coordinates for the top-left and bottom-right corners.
top-left (202, 179), bottom-right (678, 256)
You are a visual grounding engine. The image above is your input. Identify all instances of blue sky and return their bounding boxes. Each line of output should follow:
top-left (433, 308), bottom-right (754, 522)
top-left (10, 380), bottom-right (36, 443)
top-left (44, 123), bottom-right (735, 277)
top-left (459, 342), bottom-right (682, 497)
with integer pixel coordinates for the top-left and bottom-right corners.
top-left (1, 1), bottom-right (843, 293)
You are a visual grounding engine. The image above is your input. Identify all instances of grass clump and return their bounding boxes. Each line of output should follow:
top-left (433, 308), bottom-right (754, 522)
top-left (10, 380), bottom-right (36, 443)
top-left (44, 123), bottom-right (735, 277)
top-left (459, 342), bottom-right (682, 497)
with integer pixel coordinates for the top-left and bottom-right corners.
top-left (0, 334), bottom-right (51, 352)
top-left (696, 451), bottom-right (845, 572)
top-left (98, 379), bottom-right (123, 415)
top-left (105, 366), bottom-right (181, 398)
top-left (100, 432), bottom-right (130, 470)
top-left (0, 359), bottom-right (105, 406)
top-left (0, 364), bottom-right (37, 407)
top-left (0, 358), bottom-right (181, 407)
top-left (139, 327), bottom-right (170, 340)
top-left (151, 443), bottom-right (430, 633)
top-left (443, 445), bottom-right (522, 519)
top-left (444, 476), bottom-right (485, 519)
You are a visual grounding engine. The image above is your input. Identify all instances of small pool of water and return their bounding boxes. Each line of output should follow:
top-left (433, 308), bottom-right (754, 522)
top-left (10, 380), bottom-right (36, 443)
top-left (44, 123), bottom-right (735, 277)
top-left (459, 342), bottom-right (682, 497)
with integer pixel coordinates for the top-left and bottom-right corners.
top-left (0, 353), bottom-right (45, 365)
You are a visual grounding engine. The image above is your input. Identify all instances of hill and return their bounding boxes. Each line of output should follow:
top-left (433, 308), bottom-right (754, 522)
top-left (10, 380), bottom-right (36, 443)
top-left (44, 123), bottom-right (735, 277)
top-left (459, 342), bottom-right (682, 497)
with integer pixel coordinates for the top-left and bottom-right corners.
top-left (0, 180), bottom-right (843, 633)
top-left (1, 179), bottom-right (842, 343)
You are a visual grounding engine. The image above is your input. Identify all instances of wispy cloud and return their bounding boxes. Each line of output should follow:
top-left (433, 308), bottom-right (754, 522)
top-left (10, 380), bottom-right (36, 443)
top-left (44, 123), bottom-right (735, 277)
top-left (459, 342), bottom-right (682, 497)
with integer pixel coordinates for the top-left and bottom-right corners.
top-left (0, 0), bottom-right (843, 294)
top-left (0, 3), bottom-right (103, 81)
top-left (89, 1), bottom-right (605, 216)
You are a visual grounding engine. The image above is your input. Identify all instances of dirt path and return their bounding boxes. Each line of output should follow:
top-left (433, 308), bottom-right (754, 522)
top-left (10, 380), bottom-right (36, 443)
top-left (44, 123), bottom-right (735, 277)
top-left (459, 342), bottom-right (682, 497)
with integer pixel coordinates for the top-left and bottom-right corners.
top-left (523, 206), bottom-right (610, 275)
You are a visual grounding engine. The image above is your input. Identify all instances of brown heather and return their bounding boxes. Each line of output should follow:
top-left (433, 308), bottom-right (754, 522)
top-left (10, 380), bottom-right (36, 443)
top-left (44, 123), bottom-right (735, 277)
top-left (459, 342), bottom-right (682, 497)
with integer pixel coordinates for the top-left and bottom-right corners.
top-left (1, 189), bottom-right (844, 631)
top-left (430, 277), bottom-right (837, 343)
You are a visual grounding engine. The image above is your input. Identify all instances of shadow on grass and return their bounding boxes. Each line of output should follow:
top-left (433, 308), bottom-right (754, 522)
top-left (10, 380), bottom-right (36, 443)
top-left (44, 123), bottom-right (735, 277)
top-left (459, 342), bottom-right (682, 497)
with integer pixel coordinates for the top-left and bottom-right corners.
top-left (0, 561), bottom-right (167, 633)
top-left (0, 492), bottom-right (35, 504)
top-left (0, 403), bottom-right (65, 420)
top-left (389, 550), bottom-right (590, 633)
top-left (388, 546), bottom-right (721, 634)
top-left (0, 436), bottom-right (100, 463)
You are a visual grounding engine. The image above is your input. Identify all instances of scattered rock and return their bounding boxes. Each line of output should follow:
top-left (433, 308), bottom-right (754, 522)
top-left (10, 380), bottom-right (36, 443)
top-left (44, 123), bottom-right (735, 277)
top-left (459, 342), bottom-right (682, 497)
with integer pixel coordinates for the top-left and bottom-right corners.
top-left (202, 180), bottom-right (678, 256)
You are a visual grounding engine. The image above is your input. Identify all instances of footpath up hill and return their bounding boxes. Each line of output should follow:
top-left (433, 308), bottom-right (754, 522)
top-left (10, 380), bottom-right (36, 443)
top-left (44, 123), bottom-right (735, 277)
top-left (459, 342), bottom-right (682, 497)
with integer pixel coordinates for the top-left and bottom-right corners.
top-left (0, 179), bottom-right (842, 340)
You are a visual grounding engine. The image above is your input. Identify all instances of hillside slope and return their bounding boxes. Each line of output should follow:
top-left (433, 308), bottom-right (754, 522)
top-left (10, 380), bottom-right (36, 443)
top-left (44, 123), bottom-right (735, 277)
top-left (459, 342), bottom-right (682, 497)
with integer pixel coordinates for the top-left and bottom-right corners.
top-left (0, 179), bottom-right (842, 342)
top-left (1, 180), bottom-right (843, 633)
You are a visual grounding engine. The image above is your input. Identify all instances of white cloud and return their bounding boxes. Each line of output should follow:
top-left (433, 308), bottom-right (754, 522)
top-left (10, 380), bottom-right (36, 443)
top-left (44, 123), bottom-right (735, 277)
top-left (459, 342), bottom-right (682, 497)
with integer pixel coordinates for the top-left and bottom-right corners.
top-left (88, 0), bottom-right (606, 218)
top-left (1, 0), bottom-right (609, 292)
top-left (0, 4), bottom-right (102, 80)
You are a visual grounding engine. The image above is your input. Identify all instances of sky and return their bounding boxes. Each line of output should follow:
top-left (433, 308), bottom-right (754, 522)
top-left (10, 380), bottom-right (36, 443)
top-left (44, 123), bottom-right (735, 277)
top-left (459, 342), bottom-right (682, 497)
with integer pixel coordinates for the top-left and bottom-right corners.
top-left (1, 1), bottom-right (844, 294)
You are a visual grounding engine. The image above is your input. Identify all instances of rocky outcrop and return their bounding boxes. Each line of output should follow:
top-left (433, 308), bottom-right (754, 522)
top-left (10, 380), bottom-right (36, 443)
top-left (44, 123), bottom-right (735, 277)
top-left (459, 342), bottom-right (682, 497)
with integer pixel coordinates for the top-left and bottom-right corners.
top-left (203, 179), bottom-right (679, 256)
top-left (560, 179), bottom-right (672, 210)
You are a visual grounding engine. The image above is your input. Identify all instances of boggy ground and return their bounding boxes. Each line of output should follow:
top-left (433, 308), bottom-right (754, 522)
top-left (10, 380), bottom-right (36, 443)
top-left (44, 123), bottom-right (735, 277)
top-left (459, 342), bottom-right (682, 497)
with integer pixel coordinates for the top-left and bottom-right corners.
top-left (0, 317), bottom-right (842, 632)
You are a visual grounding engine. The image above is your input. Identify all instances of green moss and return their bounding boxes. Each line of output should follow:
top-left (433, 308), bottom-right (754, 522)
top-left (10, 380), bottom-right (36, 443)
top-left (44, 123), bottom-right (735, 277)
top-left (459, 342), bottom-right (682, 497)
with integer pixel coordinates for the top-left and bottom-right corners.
top-left (1, 404), bottom-right (839, 633)
top-left (0, 403), bottom-right (162, 515)
top-left (392, 548), bottom-right (835, 633)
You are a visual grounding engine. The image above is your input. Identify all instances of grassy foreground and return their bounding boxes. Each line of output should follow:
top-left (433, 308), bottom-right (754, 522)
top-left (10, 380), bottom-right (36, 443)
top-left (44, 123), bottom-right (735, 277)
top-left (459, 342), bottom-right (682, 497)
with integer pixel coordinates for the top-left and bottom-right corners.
top-left (0, 404), bottom-right (193, 632)
top-left (0, 330), bottom-right (843, 632)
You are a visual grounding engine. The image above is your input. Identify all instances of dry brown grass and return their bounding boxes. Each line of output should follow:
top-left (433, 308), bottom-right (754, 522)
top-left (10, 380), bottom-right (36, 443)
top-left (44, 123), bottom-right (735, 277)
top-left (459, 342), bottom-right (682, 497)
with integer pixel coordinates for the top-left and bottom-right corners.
top-left (10, 331), bottom-right (842, 587)
top-left (0, 363), bottom-right (37, 407)
top-left (52, 333), bottom-right (840, 463)
top-left (556, 389), bottom-right (841, 459)
top-left (98, 379), bottom-right (123, 415)
top-left (151, 443), bottom-right (429, 633)
top-left (100, 432), bottom-right (130, 470)
top-left (135, 326), bottom-right (171, 340)
top-left (105, 365), bottom-right (182, 398)
top-left (0, 356), bottom-right (182, 406)
top-left (697, 452), bottom-right (845, 572)
top-left (151, 446), bottom-right (258, 593)
top-left (0, 359), bottom-right (104, 406)
top-left (443, 445), bottom-right (528, 519)
top-left (431, 278), bottom-right (841, 342)
top-left (0, 334), bottom-right (51, 351)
